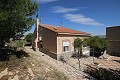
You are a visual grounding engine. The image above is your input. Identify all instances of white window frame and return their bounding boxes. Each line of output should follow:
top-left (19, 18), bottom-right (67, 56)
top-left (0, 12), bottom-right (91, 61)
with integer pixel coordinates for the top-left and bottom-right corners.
top-left (63, 41), bottom-right (70, 52)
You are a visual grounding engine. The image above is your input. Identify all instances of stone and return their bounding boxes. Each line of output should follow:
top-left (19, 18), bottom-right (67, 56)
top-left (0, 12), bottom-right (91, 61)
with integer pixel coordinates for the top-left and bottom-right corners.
top-left (0, 68), bottom-right (8, 79)
top-left (12, 75), bottom-right (19, 80)
top-left (25, 76), bottom-right (29, 80)
top-left (31, 63), bottom-right (35, 66)
top-left (16, 71), bottom-right (19, 74)
top-left (28, 68), bottom-right (35, 77)
top-left (8, 72), bottom-right (14, 75)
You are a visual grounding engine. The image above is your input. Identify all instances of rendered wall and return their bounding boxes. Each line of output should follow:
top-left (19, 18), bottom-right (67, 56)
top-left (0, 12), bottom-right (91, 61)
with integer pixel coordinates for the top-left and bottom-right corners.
top-left (57, 35), bottom-right (89, 59)
top-left (106, 26), bottom-right (120, 56)
top-left (41, 27), bottom-right (57, 53)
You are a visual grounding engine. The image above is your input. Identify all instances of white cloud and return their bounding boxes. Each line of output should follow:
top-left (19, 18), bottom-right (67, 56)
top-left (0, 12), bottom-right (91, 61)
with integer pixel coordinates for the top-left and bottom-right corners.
top-left (51, 6), bottom-right (79, 13)
top-left (64, 14), bottom-right (104, 26)
top-left (33, 0), bottom-right (58, 4)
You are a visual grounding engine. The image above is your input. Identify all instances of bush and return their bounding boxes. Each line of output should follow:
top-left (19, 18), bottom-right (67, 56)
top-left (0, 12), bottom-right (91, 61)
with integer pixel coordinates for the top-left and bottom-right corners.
top-left (74, 38), bottom-right (82, 49)
top-left (52, 70), bottom-right (69, 80)
top-left (83, 37), bottom-right (109, 57)
top-left (0, 55), bottom-right (21, 70)
top-left (84, 67), bottom-right (120, 80)
top-left (6, 40), bottom-right (26, 50)
top-left (25, 33), bottom-right (32, 43)
top-left (16, 40), bottom-right (25, 47)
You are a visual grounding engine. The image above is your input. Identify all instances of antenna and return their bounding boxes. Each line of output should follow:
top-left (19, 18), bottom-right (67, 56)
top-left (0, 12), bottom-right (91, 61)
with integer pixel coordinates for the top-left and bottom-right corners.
top-left (60, 21), bottom-right (64, 27)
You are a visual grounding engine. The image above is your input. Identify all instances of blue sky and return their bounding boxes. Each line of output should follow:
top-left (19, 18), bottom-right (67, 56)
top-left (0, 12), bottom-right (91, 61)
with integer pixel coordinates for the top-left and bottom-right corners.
top-left (28, 0), bottom-right (120, 35)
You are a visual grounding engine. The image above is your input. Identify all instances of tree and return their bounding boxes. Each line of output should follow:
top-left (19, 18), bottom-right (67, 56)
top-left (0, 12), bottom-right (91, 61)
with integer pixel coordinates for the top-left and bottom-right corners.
top-left (74, 38), bottom-right (82, 49)
top-left (83, 36), bottom-right (109, 57)
top-left (74, 38), bottom-right (83, 69)
top-left (25, 33), bottom-right (32, 43)
top-left (74, 38), bottom-right (83, 55)
top-left (0, 0), bottom-right (38, 47)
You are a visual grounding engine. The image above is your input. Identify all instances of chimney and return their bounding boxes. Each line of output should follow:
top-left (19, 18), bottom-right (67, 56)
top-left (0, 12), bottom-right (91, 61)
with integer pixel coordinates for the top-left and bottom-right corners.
top-left (36, 14), bottom-right (39, 26)
top-left (35, 14), bottom-right (39, 51)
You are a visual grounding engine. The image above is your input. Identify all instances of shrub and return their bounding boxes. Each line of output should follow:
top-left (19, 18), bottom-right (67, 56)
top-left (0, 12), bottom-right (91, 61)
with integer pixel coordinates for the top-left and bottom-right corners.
top-left (84, 67), bottom-right (120, 80)
top-left (16, 40), bottom-right (25, 47)
top-left (6, 40), bottom-right (26, 51)
top-left (83, 37), bottom-right (109, 57)
top-left (25, 33), bottom-right (32, 43)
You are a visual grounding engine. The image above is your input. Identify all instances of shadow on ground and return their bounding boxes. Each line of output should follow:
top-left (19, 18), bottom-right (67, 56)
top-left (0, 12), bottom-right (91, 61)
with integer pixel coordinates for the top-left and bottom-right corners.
top-left (39, 48), bottom-right (57, 60)
top-left (84, 66), bottom-right (120, 80)
top-left (72, 53), bottom-right (89, 59)
top-left (0, 47), bottom-right (29, 61)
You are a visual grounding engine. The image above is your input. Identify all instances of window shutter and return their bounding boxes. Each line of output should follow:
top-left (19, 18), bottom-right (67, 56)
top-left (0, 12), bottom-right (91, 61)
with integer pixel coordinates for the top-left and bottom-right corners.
top-left (63, 41), bottom-right (69, 46)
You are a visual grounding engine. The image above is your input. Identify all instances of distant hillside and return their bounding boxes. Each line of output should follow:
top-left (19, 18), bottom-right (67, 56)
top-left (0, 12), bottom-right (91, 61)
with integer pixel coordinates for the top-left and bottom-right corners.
top-left (96, 35), bottom-right (106, 38)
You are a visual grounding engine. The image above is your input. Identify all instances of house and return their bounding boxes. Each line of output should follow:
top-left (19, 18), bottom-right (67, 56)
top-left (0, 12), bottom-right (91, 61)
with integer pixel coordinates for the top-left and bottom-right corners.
top-left (106, 26), bottom-right (120, 56)
top-left (32, 16), bottom-right (91, 59)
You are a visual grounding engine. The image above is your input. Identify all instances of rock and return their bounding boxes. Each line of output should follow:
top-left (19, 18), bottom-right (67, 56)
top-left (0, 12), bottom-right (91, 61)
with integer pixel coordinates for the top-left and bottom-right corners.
top-left (0, 68), bottom-right (8, 79)
top-left (8, 76), bottom-right (13, 80)
top-left (28, 68), bottom-right (35, 77)
top-left (16, 71), bottom-right (19, 74)
top-left (25, 76), bottom-right (29, 80)
top-left (31, 63), bottom-right (35, 66)
top-left (12, 75), bottom-right (19, 80)
top-left (8, 72), bottom-right (14, 75)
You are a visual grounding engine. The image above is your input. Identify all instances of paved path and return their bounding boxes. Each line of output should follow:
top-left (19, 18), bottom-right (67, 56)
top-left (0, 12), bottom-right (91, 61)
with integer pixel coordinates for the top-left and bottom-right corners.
top-left (25, 47), bottom-right (95, 80)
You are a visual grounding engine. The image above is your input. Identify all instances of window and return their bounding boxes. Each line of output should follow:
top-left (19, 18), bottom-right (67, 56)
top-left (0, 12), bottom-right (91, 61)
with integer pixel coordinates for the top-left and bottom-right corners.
top-left (63, 46), bottom-right (69, 52)
top-left (63, 41), bottom-right (70, 52)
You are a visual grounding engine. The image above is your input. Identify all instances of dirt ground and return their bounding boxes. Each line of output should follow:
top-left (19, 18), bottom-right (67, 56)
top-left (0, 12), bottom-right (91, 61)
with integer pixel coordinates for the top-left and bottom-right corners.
top-left (67, 53), bottom-right (120, 71)
top-left (24, 47), bottom-right (94, 80)
top-left (1, 46), bottom-right (119, 80)
top-left (0, 47), bottom-right (69, 80)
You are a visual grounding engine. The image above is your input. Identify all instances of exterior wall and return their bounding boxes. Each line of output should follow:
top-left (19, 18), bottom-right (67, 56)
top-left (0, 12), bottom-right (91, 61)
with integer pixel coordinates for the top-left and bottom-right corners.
top-left (32, 28), bottom-right (37, 50)
top-left (106, 26), bottom-right (120, 40)
top-left (40, 27), bottom-right (57, 53)
top-left (57, 36), bottom-right (74, 54)
top-left (106, 26), bottom-right (120, 56)
top-left (57, 34), bottom-right (89, 59)
top-left (32, 26), bottom-right (57, 59)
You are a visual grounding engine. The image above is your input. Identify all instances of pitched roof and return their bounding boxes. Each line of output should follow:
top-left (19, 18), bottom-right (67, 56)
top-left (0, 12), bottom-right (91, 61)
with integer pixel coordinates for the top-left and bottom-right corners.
top-left (39, 24), bottom-right (91, 36)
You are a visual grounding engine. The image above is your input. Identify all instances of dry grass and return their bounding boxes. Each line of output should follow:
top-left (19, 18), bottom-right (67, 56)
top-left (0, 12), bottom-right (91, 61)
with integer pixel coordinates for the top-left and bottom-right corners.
top-left (0, 50), bottom-right (69, 80)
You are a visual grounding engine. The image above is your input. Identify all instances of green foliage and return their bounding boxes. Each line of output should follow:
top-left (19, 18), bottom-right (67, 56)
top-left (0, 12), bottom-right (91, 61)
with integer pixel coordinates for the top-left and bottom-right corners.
top-left (32, 76), bottom-right (45, 80)
top-left (16, 40), bottom-right (25, 47)
top-left (7, 40), bottom-right (26, 48)
top-left (53, 71), bottom-right (69, 80)
top-left (6, 40), bottom-right (26, 51)
top-left (0, 0), bottom-right (38, 46)
top-left (83, 36), bottom-right (109, 52)
top-left (74, 38), bottom-right (83, 48)
top-left (74, 38), bottom-right (83, 57)
top-left (0, 55), bottom-right (22, 70)
top-left (85, 67), bottom-right (120, 80)
top-left (25, 33), bottom-right (33, 42)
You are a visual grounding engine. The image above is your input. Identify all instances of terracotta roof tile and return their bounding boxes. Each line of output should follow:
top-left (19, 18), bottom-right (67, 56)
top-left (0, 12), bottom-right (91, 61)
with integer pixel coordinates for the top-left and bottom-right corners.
top-left (39, 24), bottom-right (91, 36)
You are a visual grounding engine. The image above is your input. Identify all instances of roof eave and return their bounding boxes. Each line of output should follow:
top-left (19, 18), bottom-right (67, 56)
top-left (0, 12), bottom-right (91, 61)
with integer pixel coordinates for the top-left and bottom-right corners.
top-left (58, 33), bottom-right (91, 36)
